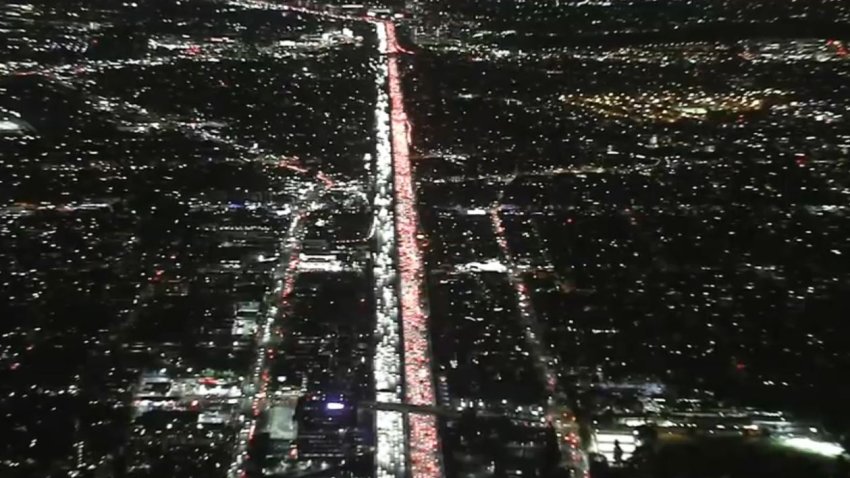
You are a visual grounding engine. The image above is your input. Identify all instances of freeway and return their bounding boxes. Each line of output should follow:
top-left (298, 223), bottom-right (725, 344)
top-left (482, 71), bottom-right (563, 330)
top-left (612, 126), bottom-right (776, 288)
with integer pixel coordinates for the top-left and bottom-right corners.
top-left (216, 5), bottom-right (444, 478)
top-left (372, 20), bottom-right (406, 478)
top-left (381, 19), bottom-right (444, 478)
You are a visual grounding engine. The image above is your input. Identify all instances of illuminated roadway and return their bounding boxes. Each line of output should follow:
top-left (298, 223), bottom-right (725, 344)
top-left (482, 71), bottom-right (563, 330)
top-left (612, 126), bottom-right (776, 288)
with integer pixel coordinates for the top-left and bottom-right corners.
top-left (229, 186), bottom-right (317, 478)
top-left (380, 19), bottom-right (443, 478)
top-left (490, 205), bottom-right (589, 477)
top-left (372, 21), bottom-right (405, 478)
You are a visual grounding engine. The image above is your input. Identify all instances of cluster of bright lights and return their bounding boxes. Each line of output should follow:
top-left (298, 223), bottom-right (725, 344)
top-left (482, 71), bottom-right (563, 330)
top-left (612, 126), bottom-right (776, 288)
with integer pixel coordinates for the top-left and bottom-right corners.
top-left (382, 20), bottom-right (442, 478)
top-left (779, 436), bottom-right (846, 458)
top-left (384, 20), bottom-right (435, 409)
top-left (371, 22), bottom-right (407, 478)
top-left (376, 410), bottom-right (406, 478)
top-left (372, 22), bottom-right (402, 405)
top-left (226, 0), bottom-right (364, 22)
top-left (409, 413), bottom-right (441, 478)
top-left (592, 431), bottom-right (637, 463)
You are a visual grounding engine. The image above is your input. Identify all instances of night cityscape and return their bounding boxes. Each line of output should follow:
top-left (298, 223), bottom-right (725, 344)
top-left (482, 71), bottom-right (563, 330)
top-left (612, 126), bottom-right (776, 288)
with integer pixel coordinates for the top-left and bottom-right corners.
top-left (1, 1), bottom-right (849, 478)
